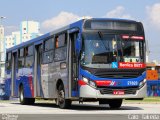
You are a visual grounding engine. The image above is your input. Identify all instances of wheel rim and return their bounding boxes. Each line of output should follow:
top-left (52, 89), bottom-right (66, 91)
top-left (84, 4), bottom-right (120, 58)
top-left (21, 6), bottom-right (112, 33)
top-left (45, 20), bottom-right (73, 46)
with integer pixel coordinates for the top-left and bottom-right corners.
top-left (20, 89), bottom-right (24, 102)
top-left (58, 89), bottom-right (65, 105)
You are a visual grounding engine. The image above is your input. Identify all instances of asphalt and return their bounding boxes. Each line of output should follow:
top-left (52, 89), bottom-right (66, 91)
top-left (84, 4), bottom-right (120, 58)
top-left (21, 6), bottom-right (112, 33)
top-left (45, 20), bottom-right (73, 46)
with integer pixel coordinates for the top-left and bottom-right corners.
top-left (0, 101), bottom-right (160, 120)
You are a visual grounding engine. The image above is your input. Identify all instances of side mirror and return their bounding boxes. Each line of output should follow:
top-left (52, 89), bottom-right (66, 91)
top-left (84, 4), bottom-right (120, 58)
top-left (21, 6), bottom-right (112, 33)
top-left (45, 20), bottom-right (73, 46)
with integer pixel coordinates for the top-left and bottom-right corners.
top-left (75, 33), bottom-right (82, 55)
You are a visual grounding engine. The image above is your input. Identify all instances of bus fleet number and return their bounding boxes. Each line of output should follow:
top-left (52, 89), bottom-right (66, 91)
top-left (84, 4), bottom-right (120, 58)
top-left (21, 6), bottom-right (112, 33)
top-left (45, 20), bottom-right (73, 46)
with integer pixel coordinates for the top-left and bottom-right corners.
top-left (127, 81), bottom-right (138, 86)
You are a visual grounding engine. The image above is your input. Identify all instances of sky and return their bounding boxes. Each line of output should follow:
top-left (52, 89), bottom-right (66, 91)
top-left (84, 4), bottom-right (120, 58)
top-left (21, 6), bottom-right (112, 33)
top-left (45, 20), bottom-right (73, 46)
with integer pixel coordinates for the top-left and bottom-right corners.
top-left (0, 0), bottom-right (160, 62)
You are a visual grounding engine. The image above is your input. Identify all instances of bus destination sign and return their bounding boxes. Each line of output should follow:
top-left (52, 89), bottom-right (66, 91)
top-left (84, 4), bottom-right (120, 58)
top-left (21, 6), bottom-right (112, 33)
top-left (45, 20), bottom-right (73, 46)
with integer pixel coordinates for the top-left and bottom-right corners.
top-left (118, 62), bottom-right (145, 69)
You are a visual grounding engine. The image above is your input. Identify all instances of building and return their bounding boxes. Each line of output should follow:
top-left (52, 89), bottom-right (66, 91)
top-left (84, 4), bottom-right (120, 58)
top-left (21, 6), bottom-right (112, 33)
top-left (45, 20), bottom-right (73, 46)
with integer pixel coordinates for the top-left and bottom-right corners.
top-left (20, 21), bottom-right (40, 42)
top-left (0, 25), bottom-right (5, 82)
top-left (5, 21), bottom-right (41, 49)
top-left (1, 21), bottom-right (41, 82)
top-left (5, 31), bottom-right (21, 49)
top-left (5, 35), bottom-right (15, 49)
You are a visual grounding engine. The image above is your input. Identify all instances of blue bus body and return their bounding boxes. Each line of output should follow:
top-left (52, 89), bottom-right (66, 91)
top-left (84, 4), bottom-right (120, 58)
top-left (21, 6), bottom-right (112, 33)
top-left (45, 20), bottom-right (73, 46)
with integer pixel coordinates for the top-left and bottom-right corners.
top-left (5, 18), bottom-right (146, 108)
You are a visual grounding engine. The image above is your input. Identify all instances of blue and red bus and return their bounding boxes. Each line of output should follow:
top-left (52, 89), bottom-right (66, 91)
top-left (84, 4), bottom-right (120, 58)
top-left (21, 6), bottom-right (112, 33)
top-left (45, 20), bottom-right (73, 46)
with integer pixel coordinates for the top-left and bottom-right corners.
top-left (5, 18), bottom-right (146, 109)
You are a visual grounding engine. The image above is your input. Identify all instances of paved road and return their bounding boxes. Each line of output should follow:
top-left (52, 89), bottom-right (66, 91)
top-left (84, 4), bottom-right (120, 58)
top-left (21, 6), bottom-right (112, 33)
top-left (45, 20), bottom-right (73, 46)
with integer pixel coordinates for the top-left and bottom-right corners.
top-left (0, 101), bottom-right (160, 120)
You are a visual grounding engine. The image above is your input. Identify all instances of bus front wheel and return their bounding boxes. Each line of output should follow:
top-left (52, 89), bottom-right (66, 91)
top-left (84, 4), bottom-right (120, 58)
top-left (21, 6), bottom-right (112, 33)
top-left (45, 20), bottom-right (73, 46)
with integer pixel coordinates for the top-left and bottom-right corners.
top-left (108, 99), bottom-right (123, 109)
top-left (57, 84), bottom-right (71, 109)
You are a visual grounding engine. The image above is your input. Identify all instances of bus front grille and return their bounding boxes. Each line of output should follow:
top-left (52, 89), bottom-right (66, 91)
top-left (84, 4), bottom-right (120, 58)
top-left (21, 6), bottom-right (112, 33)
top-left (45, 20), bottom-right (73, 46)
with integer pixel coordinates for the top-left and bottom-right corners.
top-left (94, 71), bottom-right (141, 79)
top-left (81, 66), bottom-right (145, 79)
top-left (99, 88), bottom-right (138, 95)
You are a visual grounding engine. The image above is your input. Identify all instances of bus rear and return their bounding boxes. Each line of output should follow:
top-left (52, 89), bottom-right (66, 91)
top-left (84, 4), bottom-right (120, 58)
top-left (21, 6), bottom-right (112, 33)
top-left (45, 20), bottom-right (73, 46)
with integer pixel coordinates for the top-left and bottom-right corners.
top-left (78, 19), bottom-right (146, 108)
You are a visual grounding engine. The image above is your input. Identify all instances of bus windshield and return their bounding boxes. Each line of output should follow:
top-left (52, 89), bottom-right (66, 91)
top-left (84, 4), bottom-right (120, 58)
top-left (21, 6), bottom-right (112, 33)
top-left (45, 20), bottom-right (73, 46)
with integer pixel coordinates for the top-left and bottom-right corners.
top-left (81, 32), bottom-right (144, 68)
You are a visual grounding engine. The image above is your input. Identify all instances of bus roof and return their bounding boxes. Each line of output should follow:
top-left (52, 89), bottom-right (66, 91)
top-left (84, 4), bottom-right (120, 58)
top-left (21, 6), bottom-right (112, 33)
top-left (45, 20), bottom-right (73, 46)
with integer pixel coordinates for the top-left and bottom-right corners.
top-left (6, 18), bottom-right (138, 52)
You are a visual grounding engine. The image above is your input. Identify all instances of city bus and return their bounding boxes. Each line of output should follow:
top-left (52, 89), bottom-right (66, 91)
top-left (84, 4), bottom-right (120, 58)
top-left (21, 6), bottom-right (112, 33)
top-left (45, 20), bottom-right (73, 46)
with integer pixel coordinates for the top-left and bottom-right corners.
top-left (5, 18), bottom-right (146, 109)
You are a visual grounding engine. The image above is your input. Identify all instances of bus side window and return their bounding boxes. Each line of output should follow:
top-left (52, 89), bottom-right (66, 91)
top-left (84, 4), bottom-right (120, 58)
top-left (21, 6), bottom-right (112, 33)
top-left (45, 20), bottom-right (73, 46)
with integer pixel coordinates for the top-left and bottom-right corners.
top-left (71, 32), bottom-right (79, 79)
top-left (6, 52), bottom-right (12, 70)
top-left (25, 45), bottom-right (34, 67)
top-left (54, 33), bottom-right (67, 61)
top-left (43, 37), bottom-right (54, 63)
top-left (18, 48), bottom-right (25, 68)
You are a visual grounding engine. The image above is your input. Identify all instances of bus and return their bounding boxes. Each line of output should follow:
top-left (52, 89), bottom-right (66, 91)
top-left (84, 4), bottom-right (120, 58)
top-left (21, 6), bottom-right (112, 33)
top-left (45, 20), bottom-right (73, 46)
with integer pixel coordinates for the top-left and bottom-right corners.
top-left (5, 18), bottom-right (146, 109)
top-left (0, 81), bottom-right (9, 100)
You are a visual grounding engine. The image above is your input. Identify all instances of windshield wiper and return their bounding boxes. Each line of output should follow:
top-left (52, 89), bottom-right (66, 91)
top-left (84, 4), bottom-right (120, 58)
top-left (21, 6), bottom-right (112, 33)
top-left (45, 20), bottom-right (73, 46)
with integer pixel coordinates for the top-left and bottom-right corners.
top-left (98, 31), bottom-right (103, 39)
top-left (97, 31), bottom-right (109, 51)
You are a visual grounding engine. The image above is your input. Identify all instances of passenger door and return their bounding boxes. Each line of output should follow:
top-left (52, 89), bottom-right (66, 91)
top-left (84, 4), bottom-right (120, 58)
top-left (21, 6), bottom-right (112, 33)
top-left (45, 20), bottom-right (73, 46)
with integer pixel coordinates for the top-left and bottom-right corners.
top-left (11, 51), bottom-right (17, 97)
top-left (34, 44), bottom-right (43, 97)
top-left (69, 30), bottom-right (79, 97)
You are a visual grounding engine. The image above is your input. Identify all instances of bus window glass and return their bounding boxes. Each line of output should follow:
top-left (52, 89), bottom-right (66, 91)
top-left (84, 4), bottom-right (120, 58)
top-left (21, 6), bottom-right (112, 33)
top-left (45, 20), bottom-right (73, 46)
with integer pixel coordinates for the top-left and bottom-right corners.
top-left (28, 45), bottom-right (33, 56)
top-left (25, 56), bottom-right (33, 67)
top-left (18, 58), bottom-right (25, 68)
top-left (19, 48), bottom-right (24, 57)
top-left (6, 52), bottom-right (12, 70)
top-left (18, 48), bottom-right (25, 68)
top-left (43, 38), bottom-right (54, 63)
top-left (8, 52), bottom-right (11, 61)
top-left (122, 40), bottom-right (141, 62)
top-left (54, 47), bottom-right (67, 61)
top-left (43, 51), bottom-right (53, 63)
top-left (55, 34), bottom-right (66, 48)
top-left (54, 33), bottom-right (67, 61)
top-left (45, 38), bottom-right (54, 51)
top-left (81, 33), bottom-right (144, 68)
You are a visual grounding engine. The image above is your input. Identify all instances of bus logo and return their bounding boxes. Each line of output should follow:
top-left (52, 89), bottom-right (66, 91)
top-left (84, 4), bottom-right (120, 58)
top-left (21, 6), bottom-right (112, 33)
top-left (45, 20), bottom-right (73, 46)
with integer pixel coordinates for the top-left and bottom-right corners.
top-left (110, 81), bottom-right (116, 86)
top-left (112, 62), bottom-right (118, 68)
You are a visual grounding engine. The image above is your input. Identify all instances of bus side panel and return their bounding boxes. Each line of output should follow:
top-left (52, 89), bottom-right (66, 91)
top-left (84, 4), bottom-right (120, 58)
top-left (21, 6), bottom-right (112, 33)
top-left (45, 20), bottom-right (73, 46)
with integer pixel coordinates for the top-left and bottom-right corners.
top-left (14, 69), bottom-right (20, 97)
top-left (4, 79), bottom-right (11, 98)
top-left (41, 64), bottom-right (51, 98)
top-left (17, 67), bottom-right (34, 98)
top-left (5, 70), bottom-right (12, 98)
top-left (41, 61), bottom-right (68, 99)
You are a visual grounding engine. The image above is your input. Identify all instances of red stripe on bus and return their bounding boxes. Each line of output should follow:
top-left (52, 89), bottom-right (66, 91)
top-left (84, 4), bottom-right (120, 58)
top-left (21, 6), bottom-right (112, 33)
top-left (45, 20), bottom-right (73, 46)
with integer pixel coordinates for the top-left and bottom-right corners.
top-left (95, 80), bottom-right (112, 86)
top-left (78, 80), bottom-right (87, 86)
top-left (28, 76), bottom-right (34, 97)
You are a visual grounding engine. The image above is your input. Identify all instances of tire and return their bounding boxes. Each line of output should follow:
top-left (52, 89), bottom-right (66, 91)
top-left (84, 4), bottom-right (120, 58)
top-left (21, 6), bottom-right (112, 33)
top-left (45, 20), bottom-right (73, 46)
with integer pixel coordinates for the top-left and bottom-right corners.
top-left (28, 98), bottom-right (35, 105)
top-left (108, 99), bottom-right (123, 109)
top-left (99, 99), bottom-right (109, 105)
top-left (19, 86), bottom-right (35, 105)
top-left (57, 84), bottom-right (71, 109)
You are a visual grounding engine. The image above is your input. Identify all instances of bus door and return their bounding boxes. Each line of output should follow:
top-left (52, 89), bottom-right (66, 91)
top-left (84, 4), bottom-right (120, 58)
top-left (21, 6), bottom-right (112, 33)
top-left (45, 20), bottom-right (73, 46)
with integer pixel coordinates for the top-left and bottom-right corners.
top-left (69, 30), bottom-right (79, 97)
top-left (34, 44), bottom-right (43, 97)
top-left (11, 51), bottom-right (17, 96)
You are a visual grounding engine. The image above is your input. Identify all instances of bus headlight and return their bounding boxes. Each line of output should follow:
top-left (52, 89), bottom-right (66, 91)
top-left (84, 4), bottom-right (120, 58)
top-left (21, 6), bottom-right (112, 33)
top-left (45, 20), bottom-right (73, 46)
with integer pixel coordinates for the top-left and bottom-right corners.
top-left (139, 79), bottom-right (146, 88)
top-left (89, 80), bottom-right (96, 88)
top-left (82, 77), bottom-right (96, 88)
top-left (83, 77), bottom-right (89, 84)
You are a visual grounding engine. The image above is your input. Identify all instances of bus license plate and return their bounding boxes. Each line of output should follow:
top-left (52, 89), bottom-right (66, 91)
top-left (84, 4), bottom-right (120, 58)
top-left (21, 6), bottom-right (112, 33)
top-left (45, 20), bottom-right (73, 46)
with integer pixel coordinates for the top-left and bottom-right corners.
top-left (113, 90), bottom-right (125, 95)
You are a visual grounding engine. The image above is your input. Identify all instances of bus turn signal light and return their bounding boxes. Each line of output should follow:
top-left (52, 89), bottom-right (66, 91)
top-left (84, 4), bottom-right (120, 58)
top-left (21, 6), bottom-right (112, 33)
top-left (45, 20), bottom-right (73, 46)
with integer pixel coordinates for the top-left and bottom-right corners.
top-left (95, 80), bottom-right (112, 86)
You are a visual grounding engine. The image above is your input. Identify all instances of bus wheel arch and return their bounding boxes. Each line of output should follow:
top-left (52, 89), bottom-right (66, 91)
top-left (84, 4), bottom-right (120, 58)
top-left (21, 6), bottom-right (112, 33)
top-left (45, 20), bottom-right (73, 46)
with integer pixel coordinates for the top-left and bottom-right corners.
top-left (19, 83), bottom-right (23, 98)
top-left (56, 79), bottom-right (63, 91)
top-left (56, 79), bottom-right (71, 109)
top-left (19, 83), bottom-right (35, 105)
top-left (19, 83), bottom-right (23, 90)
top-left (19, 83), bottom-right (26, 105)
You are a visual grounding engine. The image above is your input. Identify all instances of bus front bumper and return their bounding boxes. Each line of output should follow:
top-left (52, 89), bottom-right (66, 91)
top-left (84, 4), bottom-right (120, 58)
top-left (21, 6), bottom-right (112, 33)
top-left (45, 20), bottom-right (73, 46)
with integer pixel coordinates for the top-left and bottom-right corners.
top-left (80, 84), bottom-right (147, 99)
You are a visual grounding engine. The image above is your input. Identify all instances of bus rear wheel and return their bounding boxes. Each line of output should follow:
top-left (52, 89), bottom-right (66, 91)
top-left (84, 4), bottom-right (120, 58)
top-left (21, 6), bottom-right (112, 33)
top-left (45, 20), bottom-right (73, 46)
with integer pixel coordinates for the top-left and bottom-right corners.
top-left (19, 86), bottom-right (35, 105)
top-left (57, 84), bottom-right (71, 109)
top-left (108, 99), bottom-right (123, 109)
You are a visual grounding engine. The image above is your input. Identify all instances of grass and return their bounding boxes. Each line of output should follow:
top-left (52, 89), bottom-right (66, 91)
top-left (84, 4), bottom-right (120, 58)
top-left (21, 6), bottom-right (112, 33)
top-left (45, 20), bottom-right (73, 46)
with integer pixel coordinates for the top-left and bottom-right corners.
top-left (124, 97), bottom-right (160, 103)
